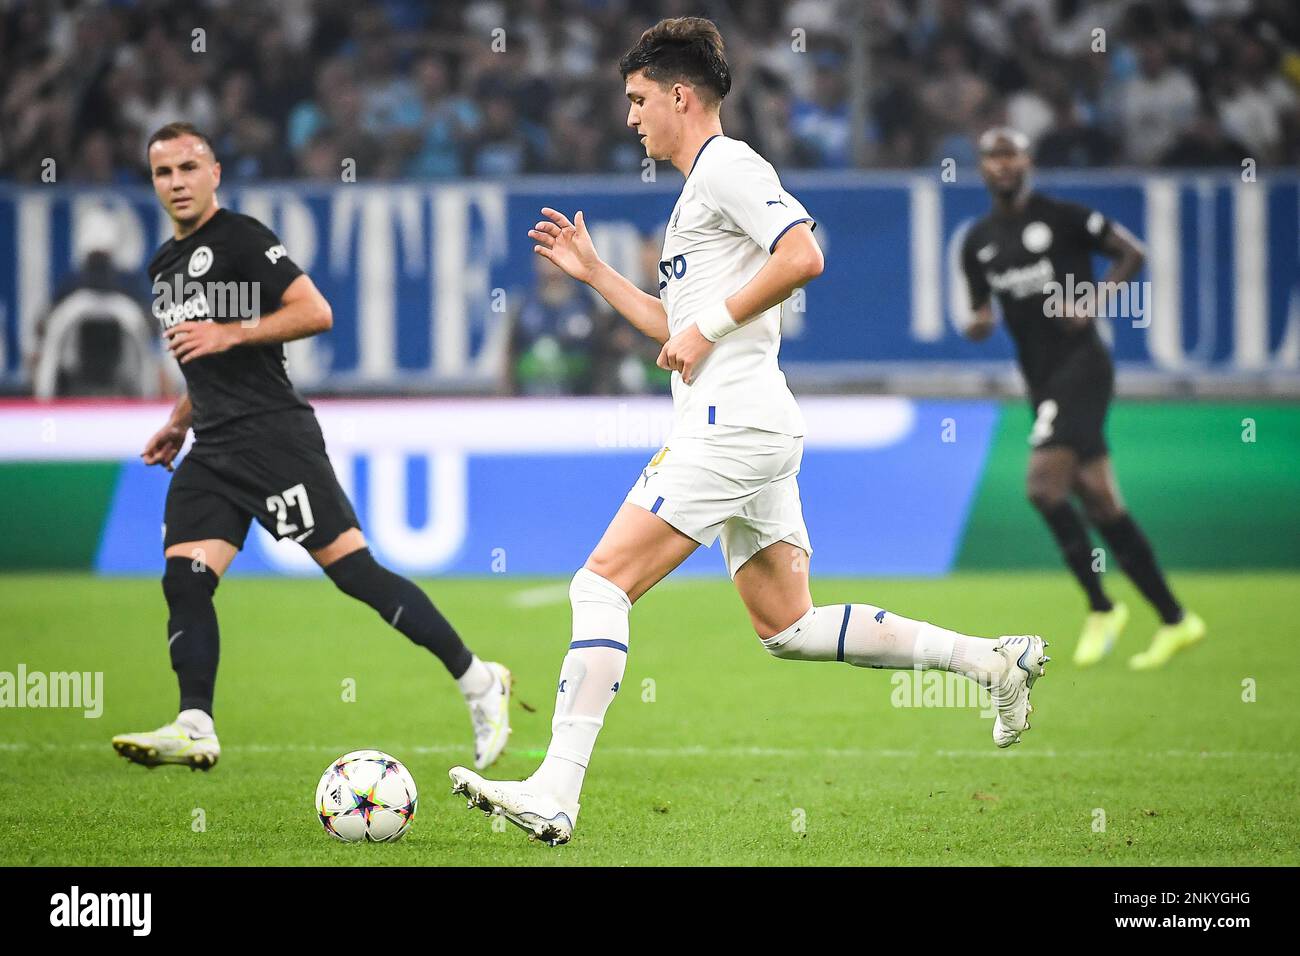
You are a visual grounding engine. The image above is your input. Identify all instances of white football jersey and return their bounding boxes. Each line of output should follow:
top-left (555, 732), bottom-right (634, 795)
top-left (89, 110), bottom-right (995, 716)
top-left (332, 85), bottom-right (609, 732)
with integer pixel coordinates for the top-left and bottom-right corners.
top-left (659, 134), bottom-right (814, 437)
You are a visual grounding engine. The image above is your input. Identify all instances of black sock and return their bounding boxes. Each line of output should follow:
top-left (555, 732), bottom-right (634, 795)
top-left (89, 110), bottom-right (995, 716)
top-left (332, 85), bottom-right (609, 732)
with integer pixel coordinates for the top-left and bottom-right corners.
top-left (1097, 513), bottom-right (1183, 625)
top-left (325, 548), bottom-right (473, 678)
top-left (1037, 501), bottom-right (1113, 612)
top-left (162, 556), bottom-right (220, 717)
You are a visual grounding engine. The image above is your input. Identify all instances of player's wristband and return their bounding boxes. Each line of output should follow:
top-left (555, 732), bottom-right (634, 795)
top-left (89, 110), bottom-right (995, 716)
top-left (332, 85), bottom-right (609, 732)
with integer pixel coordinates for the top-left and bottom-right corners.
top-left (695, 301), bottom-right (739, 343)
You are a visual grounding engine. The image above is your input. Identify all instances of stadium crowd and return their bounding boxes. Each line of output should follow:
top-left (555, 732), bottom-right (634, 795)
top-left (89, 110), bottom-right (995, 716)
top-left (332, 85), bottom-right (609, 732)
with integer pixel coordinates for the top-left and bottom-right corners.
top-left (3, 0), bottom-right (1298, 184)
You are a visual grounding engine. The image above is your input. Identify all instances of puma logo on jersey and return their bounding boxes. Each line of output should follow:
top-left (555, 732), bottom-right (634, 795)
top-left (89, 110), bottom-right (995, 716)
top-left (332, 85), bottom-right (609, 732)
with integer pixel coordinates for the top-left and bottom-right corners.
top-left (765, 196), bottom-right (787, 207)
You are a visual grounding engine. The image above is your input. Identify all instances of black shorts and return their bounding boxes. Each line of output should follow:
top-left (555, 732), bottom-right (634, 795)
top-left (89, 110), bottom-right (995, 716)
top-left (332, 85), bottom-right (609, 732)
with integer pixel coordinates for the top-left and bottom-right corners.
top-left (163, 410), bottom-right (359, 552)
top-left (1026, 353), bottom-right (1114, 463)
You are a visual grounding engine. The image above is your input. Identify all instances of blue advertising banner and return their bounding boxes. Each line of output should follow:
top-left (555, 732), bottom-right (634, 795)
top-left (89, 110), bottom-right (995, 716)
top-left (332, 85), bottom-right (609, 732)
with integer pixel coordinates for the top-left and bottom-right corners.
top-left (2, 174), bottom-right (1297, 388)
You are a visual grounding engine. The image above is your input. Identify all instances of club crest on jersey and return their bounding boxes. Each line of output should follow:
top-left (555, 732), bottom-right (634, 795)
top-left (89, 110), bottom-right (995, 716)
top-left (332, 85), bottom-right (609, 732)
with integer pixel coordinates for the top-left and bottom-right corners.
top-left (187, 246), bottom-right (213, 277)
top-left (1021, 222), bottom-right (1053, 254)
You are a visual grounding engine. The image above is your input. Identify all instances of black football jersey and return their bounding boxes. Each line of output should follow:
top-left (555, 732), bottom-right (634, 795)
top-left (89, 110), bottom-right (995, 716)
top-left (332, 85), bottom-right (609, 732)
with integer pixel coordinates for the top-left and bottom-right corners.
top-left (148, 208), bottom-right (311, 440)
top-left (961, 191), bottom-right (1114, 390)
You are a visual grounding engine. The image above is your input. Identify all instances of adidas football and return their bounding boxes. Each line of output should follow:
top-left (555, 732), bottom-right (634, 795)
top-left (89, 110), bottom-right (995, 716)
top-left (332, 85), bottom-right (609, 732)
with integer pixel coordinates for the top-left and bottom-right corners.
top-left (315, 750), bottom-right (418, 843)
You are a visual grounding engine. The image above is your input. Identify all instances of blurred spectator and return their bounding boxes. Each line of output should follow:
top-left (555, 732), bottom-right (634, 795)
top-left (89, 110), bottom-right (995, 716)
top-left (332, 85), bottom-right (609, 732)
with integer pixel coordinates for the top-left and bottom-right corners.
top-left (70, 129), bottom-right (136, 184)
top-left (789, 51), bottom-right (854, 168)
top-left (30, 211), bottom-right (164, 399)
top-left (1116, 38), bottom-right (1199, 164)
top-left (1159, 100), bottom-right (1251, 165)
top-left (121, 44), bottom-right (218, 146)
top-left (1213, 33), bottom-right (1297, 163)
top-left (920, 33), bottom-right (994, 161)
top-left (290, 66), bottom-right (387, 178)
top-left (1036, 80), bottom-right (1118, 167)
top-left (508, 257), bottom-right (602, 395)
top-left (1005, 73), bottom-right (1061, 152)
top-left (213, 72), bottom-right (290, 180)
top-left (468, 85), bottom-right (547, 176)
top-left (404, 55), bottom-right (481, 178)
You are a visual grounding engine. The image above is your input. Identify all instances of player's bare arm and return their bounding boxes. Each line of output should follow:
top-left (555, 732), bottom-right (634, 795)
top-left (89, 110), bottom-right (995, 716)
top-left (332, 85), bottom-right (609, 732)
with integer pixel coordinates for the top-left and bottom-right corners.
top-left (1097, 221), bottom-right (1146, 287)
top-left (164, 274), bottom-right (333, 364)
top-left (966, 302), bottom-right (997, 341)
top-left (141, 393), bottom-right (192, 471)
top-left (530, 206), bottom-right (671, 343)
top-left (657, 222), bottom-right (823, 384)
top-left (1059, 224), bottom-right (1145, 330)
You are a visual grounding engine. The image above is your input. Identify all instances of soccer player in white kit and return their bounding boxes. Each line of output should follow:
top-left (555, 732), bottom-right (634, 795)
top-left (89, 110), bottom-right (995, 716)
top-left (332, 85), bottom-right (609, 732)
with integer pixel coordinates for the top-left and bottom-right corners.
top-left (449, 17), bottom-right (1049, 846)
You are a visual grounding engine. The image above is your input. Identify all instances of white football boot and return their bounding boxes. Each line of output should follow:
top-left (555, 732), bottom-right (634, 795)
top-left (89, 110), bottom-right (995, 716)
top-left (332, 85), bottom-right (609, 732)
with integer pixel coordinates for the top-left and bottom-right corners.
top-left (112, 717), bottom-right (220, 770)
top-left (466, 662), bottom-right (512, 770)
top-left (449, 766), bottom-right (579, 846)
top-left (989, 635), bottom-right (1050, 748)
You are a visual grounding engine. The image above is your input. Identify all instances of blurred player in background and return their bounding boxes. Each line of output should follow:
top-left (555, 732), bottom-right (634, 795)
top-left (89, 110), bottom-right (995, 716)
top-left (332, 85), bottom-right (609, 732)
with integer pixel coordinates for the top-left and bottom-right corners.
top-left (111, 123), bottom-right (512, 771)
top-left (961, 128), bottom-right (1206, 670)
top-left (448, 18), bottom-right (1049, 847)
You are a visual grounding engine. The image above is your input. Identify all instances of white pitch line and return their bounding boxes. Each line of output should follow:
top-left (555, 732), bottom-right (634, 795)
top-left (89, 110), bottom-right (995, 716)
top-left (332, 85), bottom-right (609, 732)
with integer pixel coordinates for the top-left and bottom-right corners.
top-left (0, 742), bottom-right (1293, 760)
top-left (507, 584), bottom-right (572, 608)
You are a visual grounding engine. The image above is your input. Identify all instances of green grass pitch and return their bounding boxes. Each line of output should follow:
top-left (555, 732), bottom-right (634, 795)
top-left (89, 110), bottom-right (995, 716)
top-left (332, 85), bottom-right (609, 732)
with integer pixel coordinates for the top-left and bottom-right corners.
top-left (2, 571), bottom-right (1297, 866)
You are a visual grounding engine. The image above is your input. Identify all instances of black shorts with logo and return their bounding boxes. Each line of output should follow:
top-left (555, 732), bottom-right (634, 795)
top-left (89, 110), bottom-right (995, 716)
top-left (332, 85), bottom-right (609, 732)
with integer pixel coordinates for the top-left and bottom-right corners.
top-left (1025, 349), bottom-right (1114, 463)
top-left (163, 409), bottom-right (359, 552)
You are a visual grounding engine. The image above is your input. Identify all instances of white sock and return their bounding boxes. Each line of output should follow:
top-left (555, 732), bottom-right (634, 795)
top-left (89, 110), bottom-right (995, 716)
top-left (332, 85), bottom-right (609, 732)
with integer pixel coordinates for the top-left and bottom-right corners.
top-left (529, 568), bottom-right (631, 802)
top-left (456, 655), bottom-right (494, 698)
top-left (177, 708), bottom-right (214, 736)
top-left (761, 605), bottom-right (1005, 684)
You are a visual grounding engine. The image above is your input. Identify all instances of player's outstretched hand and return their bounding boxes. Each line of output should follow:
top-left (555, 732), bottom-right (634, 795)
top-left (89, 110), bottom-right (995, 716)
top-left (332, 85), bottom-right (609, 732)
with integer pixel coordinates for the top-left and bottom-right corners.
top-left (657, 324), bottom-right (714, 385)
top-left (529, 208), bottom-right (601, 284)
top-left (141, 423), bottom-right (186, 472)
top-left (165, 321), bottom-right (240, 364)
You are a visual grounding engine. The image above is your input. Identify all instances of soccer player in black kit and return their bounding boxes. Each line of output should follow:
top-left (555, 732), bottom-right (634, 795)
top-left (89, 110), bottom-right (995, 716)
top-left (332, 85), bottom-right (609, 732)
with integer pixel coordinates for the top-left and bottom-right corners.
top-left (111, 123), bottom-right (512, 770)
top-left (960, 128), bottom-right (1205, 670)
